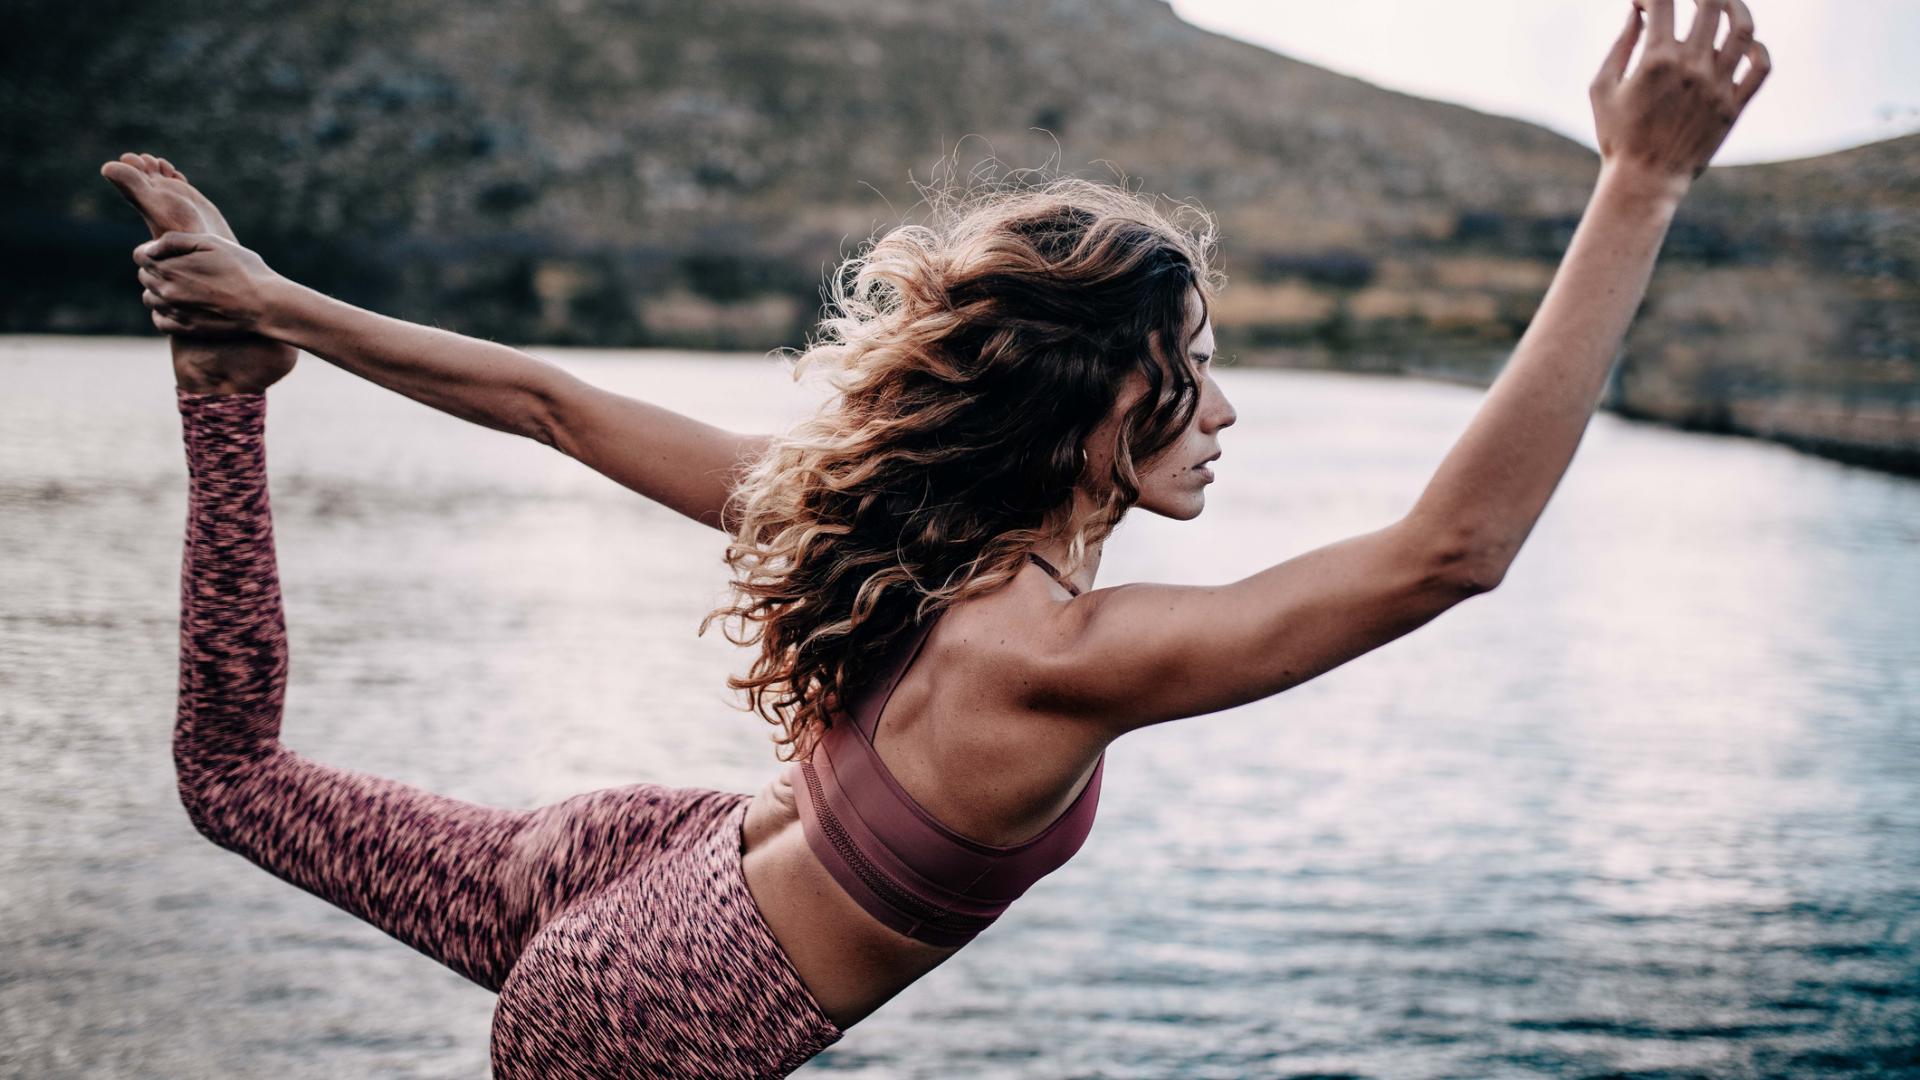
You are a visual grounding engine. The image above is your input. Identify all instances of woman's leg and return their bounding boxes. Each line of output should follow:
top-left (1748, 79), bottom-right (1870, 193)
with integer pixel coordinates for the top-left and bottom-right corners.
top-left (173, 388), bottom-right (691, 991)
top-left (491, 795), bottom-right (847, 1079)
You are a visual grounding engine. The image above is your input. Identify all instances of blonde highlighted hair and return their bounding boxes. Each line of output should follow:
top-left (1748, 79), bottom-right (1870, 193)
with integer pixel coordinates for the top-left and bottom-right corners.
top-left (698, 164), bottom-right (1224, 761)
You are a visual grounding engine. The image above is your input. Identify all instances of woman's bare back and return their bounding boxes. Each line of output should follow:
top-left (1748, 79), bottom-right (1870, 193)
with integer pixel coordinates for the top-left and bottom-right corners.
top-left (739, 559), bottom-right (1105, 1029)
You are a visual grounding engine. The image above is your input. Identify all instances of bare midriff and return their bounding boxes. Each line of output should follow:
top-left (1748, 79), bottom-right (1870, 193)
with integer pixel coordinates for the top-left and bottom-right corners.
top-left (737, 769), bottom-right (962, 1031)
top-left (738, 747), bottom-right (1103, 1031)
top-left (733, 565), bottom-right (1103, 1031)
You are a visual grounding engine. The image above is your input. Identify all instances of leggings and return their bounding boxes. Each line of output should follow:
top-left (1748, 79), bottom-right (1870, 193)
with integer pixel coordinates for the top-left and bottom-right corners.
top-left (172, 388), bottom-right (845, 1078)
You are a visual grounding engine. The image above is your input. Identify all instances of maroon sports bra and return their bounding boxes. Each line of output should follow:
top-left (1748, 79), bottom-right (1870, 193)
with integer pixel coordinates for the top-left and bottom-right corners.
top-left (788, 552), bottom-right (1105, 946)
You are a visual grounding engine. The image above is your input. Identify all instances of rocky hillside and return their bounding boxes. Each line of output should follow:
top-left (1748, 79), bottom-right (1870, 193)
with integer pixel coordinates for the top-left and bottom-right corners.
top-left (4, 0), bottom-right (1913, 473)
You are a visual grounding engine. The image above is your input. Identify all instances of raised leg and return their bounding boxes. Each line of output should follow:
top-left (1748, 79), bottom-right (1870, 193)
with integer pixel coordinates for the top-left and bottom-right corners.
top-left (175, 387), bottom-right (704, 992)
top-left (125, 151), bottom-right (703, 994)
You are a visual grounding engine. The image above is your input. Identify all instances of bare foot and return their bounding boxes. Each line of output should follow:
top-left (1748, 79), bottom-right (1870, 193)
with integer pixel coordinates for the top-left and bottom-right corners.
top-left (100, 153), bottom-right (295, 395)
top-left (100, 153), bottom-right (241, 242)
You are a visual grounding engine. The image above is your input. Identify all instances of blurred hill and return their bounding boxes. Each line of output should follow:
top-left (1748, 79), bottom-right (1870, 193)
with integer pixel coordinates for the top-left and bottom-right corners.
top-left (3, 0), bottom-right (1914, 473)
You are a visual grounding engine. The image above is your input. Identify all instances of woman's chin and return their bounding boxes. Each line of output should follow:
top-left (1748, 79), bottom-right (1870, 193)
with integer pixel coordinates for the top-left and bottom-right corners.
top-left (1140, 490), bottom-right (1208, 521)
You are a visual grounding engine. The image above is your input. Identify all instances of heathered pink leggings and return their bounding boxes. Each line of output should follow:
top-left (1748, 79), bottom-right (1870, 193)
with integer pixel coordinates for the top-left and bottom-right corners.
top-left (173, 388), bottom-right (845, 1078)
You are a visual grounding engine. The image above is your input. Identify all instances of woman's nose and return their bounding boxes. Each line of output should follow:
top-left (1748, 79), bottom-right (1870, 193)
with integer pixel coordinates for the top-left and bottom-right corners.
top-left (1206, 388), bottom-right (1237, 432)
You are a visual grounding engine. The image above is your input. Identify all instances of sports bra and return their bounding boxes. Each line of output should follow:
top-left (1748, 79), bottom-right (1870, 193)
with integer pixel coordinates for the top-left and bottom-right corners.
top-left (788, 551), bottom-right (1106, 947)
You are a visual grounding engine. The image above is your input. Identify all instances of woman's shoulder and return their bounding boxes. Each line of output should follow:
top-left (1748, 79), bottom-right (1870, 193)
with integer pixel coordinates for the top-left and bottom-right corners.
top-left (927, 577), bottom-right (1101, 743)
top-left (916, 586), bottom-right (1110, 833)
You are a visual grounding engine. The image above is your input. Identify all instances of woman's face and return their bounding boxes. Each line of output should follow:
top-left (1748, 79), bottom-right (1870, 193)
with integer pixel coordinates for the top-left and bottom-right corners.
top-left (1085, 286), bottom-right (1237, 521)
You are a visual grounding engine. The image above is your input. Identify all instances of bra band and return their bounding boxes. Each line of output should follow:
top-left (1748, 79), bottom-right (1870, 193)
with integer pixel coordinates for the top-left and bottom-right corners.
top-left (1025, 551), bottom-right (1081, 597)
top-left (790, 554), bottom-right (1106, 947)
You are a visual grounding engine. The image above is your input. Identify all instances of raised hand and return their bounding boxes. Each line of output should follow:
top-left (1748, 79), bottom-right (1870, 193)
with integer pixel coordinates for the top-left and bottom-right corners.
top-left (99, 153), bottom-right (295, 395)
top-left (1591, 0), bottom-right (1771, 192)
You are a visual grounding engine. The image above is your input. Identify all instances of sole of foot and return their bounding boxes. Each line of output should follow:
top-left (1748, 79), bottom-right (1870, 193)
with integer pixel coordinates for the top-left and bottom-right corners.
top-left (100, 153), bottom-right (238, 242)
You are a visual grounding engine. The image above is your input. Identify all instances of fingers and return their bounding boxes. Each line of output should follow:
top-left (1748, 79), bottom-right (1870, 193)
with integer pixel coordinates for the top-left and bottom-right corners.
top-left (1685, 0), bottom-right (1726, 54)
top-left (142, 286), bottom-right (191, 332)
top-left (1715, 0), bottom-right (1755, 79)
top-left (134, 230), bottom-right (214, 263)
top-left (1733, 37), bottom-right (1771, 105)
top-left (1595, 2), bottom-right (1643, 88)
top-left (142, 286), bottom-right (205, 323)
top-left (151, 309), bottom-right (246, 337)
top-left (136, 255), bottom-right (204, 311)
top-left (144, 292), bottom-right (243, 337)
top-left (138, 266), bottom-right (184, 313)
top-left (1643, 0), bottom-right (1675, 44)
top-left (134, 263), bottom-right (216, 313)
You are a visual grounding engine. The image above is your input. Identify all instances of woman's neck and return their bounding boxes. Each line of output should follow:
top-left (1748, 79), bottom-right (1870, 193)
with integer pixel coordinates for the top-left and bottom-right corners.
top-left (1030, 540), bottom-right (1102, 595)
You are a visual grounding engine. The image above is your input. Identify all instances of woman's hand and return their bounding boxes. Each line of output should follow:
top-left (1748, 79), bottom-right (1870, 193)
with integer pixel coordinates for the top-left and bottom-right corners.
top-left (133, 231), bottom-right (285, 339)
top-left (1590, 0), bottom-right (1771, 196)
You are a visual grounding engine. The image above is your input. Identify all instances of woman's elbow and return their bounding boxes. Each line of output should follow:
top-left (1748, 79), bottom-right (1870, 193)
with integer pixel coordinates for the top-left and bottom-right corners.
top-left (1417, 520), bottom-right (1510, 597)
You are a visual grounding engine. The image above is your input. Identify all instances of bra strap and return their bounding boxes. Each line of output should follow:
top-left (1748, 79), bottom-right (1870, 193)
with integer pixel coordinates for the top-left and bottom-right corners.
top-left (1026, 551), bottom-right (1082, 597)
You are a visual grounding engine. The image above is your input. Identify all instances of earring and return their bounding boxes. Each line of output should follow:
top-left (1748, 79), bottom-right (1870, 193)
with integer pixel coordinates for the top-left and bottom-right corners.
top-left (1079, 448), bottom-right (1089, 470)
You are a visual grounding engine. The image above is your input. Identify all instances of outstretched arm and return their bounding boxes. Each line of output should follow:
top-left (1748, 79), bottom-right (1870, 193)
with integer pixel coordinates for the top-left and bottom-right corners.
top-left (530, 368), bottom-right (773, 533)
top-left (239, 279), bottom-right (560, 444)
top-left (105, 153), bottom-right (552, 442)
top-left (131, 230), bottom-right (771, 533)
top-left (1015, 0), bottom-right (1773, 742)
top-left (1414, 0), bottom-right (1768, 575)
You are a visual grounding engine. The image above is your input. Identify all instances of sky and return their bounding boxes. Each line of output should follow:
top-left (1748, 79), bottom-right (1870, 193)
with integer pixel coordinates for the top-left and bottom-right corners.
top-left (1170, 0), bottom-right (1920, 166)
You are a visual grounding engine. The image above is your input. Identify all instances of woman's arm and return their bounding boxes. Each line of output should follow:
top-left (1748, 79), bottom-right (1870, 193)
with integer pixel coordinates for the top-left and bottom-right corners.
top-left (1010, 0), bottom-right (1773, 742)
top-left (135, 243), bottom-right (769, 531)
top-left (1016, 157), bottom-right (1698, 737)
top-left (1407, 161), bottom-right (1683, 587)
top-left (268, 282), bottom-right (772, 531)
top-left (530, 369), bottom-right (773, 533)
top-left (1409, 0), bottom-right (1769, 585)
top-left (258, 280), bottom-right (558, 442)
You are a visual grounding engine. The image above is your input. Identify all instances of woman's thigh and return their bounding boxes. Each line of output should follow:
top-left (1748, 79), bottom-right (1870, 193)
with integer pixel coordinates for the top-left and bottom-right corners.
top-left (491, 788), bottom-right (845, 1079)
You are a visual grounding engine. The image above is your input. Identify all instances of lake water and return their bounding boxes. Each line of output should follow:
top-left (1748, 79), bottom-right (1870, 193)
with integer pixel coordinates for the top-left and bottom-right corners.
top-left (3, 337), bottom-right (1916, 1079)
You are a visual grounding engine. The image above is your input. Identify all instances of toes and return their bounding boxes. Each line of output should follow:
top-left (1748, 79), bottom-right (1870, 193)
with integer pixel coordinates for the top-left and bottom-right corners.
top-left (101, 160), bottom-right (148, 193)
top-left (157, 157), bottom-right (186, 180)
top-left (119, 152), bottom-right (141, 167)
top-left (139, 153), bottom-right (161, 174)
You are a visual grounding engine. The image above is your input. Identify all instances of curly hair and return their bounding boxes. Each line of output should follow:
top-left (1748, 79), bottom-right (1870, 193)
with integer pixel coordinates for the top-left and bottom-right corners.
top-left (697, 165), bottom-right (1224, 762)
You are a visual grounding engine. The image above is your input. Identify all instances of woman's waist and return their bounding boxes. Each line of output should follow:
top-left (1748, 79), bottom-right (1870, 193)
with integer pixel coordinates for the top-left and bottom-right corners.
top-left (745, 765), bottom-right (970, 951)
top-left (739, 777), bottom-right (961, 1029)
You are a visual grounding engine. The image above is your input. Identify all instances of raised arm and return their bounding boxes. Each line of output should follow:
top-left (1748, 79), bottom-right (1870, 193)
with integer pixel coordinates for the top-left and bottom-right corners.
top-left (106, 160), bottom-right (557, 444)
top-left (264, 282), bottom-right (771, 531)
top-left (255, 279), bottom-right (560, 444)
top-left (129, 238), bottom-right (564, 442)
top-left (526, 369), bottom-right (773, 533)
top-left (1020, 0), bottom-right (1770, 741)
top-left (1422, 0), bottom-right (1766, 573)
top-left (130, 230), bottom-right (769, 532)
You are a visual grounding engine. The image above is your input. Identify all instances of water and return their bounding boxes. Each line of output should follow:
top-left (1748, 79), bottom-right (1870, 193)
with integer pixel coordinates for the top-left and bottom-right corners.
top-left (2, 337), bottom-right (1916, 1079)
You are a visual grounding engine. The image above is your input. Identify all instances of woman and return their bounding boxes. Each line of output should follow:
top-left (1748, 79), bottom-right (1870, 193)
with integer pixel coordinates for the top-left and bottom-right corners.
top-left (107, 3), bottom-right (1768, 1074)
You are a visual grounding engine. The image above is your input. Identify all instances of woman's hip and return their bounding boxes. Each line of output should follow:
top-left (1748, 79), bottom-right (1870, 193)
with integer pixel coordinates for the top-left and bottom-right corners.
top-left (491, 790), bottom-right (844, 1078)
